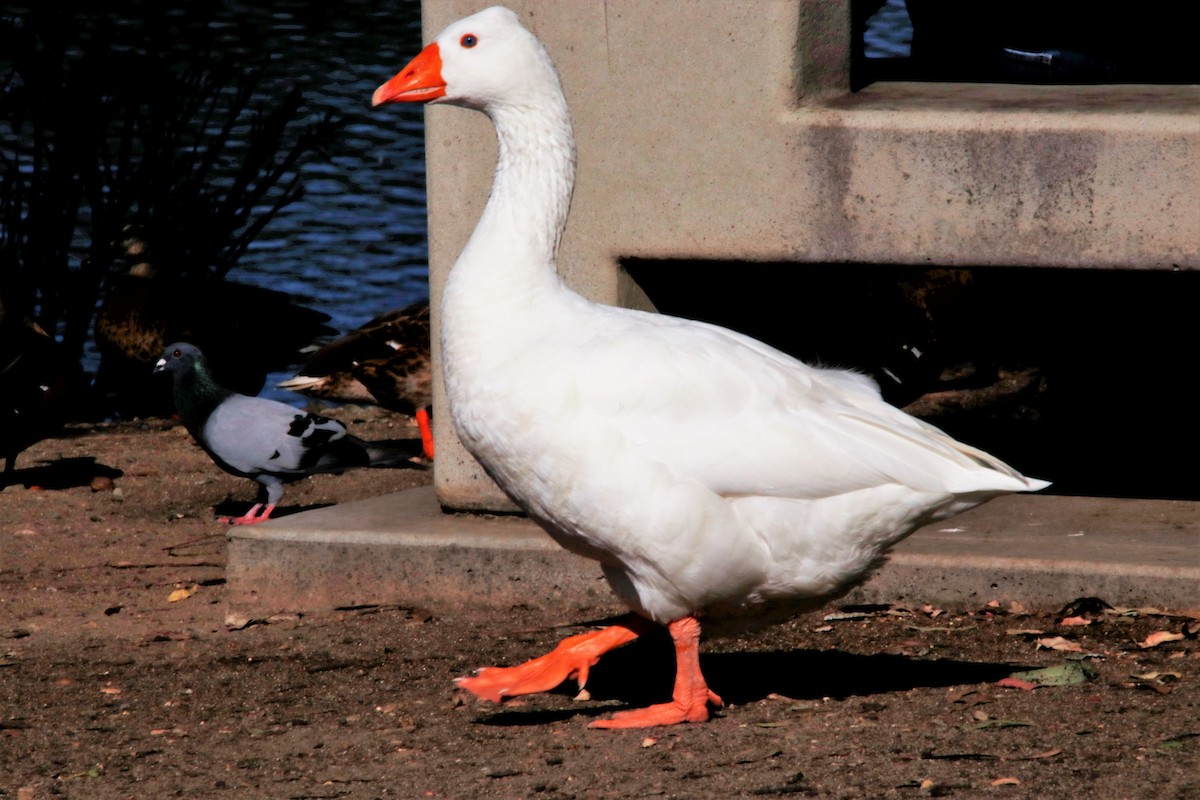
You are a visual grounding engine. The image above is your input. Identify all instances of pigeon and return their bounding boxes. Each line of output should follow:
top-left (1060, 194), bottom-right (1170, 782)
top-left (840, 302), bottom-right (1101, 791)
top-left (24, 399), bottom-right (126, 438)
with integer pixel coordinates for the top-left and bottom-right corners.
top-left (154, 342), bottom-right (421, 524)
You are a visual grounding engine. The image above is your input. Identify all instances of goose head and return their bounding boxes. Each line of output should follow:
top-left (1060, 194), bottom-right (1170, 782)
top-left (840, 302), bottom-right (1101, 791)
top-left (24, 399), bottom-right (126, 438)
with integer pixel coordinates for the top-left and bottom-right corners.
top-left (372, 6), bottom-right (561, 113)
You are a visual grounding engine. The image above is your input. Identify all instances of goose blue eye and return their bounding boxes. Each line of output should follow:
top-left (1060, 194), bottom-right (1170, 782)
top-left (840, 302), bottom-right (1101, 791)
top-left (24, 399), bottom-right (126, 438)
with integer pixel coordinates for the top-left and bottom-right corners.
top-left (461, 34), bottom-right (477, 48)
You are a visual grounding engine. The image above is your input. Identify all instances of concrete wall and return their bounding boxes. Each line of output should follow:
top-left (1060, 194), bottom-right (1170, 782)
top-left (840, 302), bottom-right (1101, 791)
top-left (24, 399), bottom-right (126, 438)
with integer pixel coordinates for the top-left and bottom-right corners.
top-left (414, 0), bottom-right (1200, 511)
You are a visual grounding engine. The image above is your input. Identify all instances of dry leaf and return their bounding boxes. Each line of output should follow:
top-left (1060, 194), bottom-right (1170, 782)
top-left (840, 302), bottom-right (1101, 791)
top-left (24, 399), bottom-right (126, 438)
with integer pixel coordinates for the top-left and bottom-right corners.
top-left (1138, 631), bottom-right (1184, 649)
top-left (971, 719), bottom-right (1034, 730)
top-left (1006, 629), bottom-right (1045, 636)
top-left (1036, 636), bottom-right (1084, 652)
top-left (991, 777), bottom-right (1021, 786)
top-left (641, 737), bottom-right (657, 748)
top-left (948, 687), bottom-right (980, 703)
top-left (223, 613), bottom-right (265, 631)
top-left (1059, 616), bottom-right (1092, 627)
top-left (100, 686), bottom-right (121, 695)
top-left (950, 690), bottom-right (991, 707)
top-left (1007, 661), bottom-right (1098, 687)
top-left (812, 625), bottom-right (833, 633)
top-left (996, 677), bottom-right (1038, 691)
top-left (167, 586), bottom-right (196, 603)
top-left (1129, 680), bottom-right (1172, 695)
top-left (1027, 748), bottom-right (1063, 760)
top-left (1111, 606), bottom-right (1200, 621)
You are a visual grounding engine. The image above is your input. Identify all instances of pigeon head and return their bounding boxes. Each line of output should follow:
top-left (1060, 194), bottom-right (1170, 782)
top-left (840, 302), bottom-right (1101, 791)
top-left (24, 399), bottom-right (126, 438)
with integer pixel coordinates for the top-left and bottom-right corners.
top-left (154, 342), bottom-right (205, 378)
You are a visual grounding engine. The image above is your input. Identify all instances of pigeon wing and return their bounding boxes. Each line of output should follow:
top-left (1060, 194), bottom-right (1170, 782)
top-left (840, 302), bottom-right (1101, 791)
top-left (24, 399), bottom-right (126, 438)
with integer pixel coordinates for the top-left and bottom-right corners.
top-left (200, 395), bottom-right (364, 479)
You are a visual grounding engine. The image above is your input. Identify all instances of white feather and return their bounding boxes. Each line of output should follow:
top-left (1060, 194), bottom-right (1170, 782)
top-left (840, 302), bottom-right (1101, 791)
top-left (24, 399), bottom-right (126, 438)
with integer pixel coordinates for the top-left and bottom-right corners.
top-left (421, 7), bottom-right (1048, 625)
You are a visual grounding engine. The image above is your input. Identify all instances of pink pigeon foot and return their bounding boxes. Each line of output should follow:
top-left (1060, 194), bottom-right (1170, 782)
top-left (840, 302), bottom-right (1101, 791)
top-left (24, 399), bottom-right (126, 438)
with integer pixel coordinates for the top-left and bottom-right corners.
top-left (219, 503), bottom-right (276, 525)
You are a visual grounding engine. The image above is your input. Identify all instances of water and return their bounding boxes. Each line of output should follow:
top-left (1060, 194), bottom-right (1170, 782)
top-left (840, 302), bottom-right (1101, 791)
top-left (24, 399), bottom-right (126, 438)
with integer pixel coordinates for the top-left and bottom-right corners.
top-left (196, 0), bottom-right (430, 401)
top-left (863, 0), bottom-right (914, 59)
top-left (16, 1), bottom-right (907, 405)
top-left (20, 1), bottom-right (430, 403)
top-left (21, 0), bottom-right (907, 407)
top-left (116, 0), bottom-right (909, 409)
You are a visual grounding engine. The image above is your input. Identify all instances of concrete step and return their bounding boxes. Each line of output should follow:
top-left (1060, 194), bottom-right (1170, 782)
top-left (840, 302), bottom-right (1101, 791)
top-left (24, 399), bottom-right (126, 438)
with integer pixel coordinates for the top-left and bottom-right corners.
top-left (226, 486), bottom-right (1199, 617)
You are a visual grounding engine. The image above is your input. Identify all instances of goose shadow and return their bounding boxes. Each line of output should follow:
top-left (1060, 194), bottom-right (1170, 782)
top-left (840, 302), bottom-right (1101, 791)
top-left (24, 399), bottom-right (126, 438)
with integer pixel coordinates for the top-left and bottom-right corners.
top-left (1, 457), bottom-right (123, 490)
top-left (473, 631), bottom-right (1026, 727)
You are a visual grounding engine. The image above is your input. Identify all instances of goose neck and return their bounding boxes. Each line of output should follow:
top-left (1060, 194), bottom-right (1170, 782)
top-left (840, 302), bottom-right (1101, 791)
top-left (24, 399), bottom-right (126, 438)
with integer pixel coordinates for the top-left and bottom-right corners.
top-left (473, 98), bottom-right (575, 279)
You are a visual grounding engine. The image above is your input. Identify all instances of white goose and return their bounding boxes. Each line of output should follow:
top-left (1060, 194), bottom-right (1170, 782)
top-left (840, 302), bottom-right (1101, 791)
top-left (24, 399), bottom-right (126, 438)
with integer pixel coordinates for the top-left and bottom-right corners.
top-left (373, 6), bottom-right (1048, 729)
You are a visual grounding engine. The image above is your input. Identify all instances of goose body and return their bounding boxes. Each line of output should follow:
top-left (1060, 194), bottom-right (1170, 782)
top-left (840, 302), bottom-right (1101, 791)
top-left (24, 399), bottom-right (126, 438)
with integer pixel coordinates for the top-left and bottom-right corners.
top-left (374, 6), bottom-right (1047, 727)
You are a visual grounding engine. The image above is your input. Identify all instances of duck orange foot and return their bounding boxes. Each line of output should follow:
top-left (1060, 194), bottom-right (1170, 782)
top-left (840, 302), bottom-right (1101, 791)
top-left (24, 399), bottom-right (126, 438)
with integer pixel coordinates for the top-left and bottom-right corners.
top-left (416, 408), bottom-right (434, 460)
top-left (589, 615), bottom-right (722, 729)
top-left (455, 616), bottom-right (650, 702)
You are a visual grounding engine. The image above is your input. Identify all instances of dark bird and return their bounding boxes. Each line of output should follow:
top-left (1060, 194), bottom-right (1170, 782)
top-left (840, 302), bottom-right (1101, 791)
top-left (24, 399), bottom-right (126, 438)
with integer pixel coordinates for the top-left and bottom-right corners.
top-left (0, 304), bottom-right (87, 477)
top-left (95, 226), bottom-right (336, 416)
top-left (279, 300), bottom-right (434, 458)
top-left (154, 342), bottom-right (421, 524)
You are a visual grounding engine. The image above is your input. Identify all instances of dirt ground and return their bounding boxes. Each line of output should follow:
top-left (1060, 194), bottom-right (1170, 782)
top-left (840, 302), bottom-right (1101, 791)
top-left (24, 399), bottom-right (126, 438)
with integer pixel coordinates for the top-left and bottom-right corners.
top-left (0, 408), bottom-right (1197, 799)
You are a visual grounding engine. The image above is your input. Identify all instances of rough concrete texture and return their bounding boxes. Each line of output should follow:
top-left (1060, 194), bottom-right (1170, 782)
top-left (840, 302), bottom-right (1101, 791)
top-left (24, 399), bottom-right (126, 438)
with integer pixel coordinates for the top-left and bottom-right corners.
top-left (403, 1), bottom-right (1200, 510)
top-left (225, 486), bottom-right (1200, 617)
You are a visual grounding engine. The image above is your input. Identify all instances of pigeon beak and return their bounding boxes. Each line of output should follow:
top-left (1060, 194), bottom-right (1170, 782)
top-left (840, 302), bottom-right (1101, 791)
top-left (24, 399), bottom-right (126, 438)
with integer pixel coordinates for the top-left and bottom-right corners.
top-left (153, 358), bottom-right (168, 373)
top-left (373, 42), bottom-right (446, 106)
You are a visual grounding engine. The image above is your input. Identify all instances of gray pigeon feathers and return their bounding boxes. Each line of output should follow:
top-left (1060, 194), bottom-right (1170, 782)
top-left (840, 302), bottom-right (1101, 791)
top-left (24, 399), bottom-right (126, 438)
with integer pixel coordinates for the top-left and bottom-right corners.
top-left (155, 342), bottom-right (419, 524)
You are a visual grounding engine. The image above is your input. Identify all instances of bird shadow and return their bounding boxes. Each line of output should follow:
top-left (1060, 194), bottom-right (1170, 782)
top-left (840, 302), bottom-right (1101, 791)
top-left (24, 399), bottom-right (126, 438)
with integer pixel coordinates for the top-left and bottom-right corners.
top-left (368, 437), bottom-right (433, 469)
top-left (1, 457), bottom-right (123, 490)
top-left (472, 632), bottom-right (1026, 727)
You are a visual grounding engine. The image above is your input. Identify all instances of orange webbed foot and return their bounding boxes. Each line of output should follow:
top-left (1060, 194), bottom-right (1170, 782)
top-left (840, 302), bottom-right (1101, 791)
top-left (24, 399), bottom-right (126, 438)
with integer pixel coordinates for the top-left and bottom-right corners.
top-left (587, 696), bottom-right (716, 729)
top-left (455, 617), bottom-right (650, 702)
top-left (589, 615), bottom-right (720, 730)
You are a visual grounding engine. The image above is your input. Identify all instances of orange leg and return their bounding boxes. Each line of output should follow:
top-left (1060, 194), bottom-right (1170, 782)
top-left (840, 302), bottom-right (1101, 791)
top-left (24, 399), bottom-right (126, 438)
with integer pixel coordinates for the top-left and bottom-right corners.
top-left (219, 503), bottom-right (276, 525)
top-left (589, 615), bottom-right (722, 729)
top-left (455, 615), bottom-right (654, 702)
top-left (416, 408), bottom-right (434, 460)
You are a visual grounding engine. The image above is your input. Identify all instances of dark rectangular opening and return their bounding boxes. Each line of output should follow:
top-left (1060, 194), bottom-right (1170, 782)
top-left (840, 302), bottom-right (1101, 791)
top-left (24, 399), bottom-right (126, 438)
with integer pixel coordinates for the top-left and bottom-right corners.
top-left (623, 259), bottom-right (1198, 501)
top-left (854, 0), bottom-right (1200, 89)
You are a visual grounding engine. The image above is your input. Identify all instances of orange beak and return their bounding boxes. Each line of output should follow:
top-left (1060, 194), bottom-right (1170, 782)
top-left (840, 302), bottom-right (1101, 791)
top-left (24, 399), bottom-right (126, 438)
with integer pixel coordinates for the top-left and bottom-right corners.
top-left (372, 42), bottom-right (446, 106)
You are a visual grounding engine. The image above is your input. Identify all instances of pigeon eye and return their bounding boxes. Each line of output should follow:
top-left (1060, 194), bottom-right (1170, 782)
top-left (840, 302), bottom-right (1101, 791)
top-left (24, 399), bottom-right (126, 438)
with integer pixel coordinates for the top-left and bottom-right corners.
top-left (173, 349), bottom-right (182, 358)
top-left (460, 34), bottom-right (477, 48)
